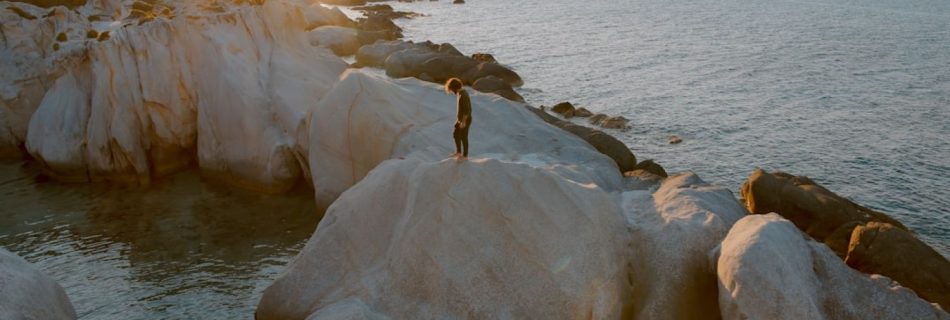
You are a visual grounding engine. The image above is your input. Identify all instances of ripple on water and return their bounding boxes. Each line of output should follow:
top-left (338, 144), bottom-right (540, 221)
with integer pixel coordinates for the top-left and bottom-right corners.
top-left (388, 0), bottom-right (949, 256)
top-left (0, 161), bottom-right (321, 319)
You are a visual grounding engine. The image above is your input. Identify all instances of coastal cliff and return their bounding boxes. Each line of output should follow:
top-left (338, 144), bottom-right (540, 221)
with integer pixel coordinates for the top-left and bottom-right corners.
top-left (0, 0), bottom-right (946, 319)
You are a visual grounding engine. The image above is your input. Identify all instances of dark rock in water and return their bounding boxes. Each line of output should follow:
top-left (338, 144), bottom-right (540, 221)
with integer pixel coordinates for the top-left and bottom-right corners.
top-left (356, 29), bottom-right (395, 45)
top-left (589, 113), bottom-right (607, 125)
top-left (846, 222), bottom-right (950, 310)
top-left (319, 0), bottom-right (367, 5)
top-left (453, 0), bottom-right (465, 3)
top-left (419, 55), bottom-right (478, 83)
top-left (740, 169), bottom-right (910, 257)
top-left (525, 106), bottom-right (637, 172)
top-left (600, 116), bottom-right (628, 129)
top-left (357, 15), bottom-right (403, 39)
top-left (669, 135), bottom-right (683, 144)
top-left (551, 102), bottom-right (575, 115)
top-left (472, 53), bottom-right (497, 63)
top-left (472, 76), bottom-right (525, 102)
top-left (574, 107), bottom-right (593, 117)
top-left (353, 4), bottom-right (420, 20)
top-left (467, 62), bottom-right (523, 87)
top-left (633, 159), bottom-right (668, 178)
top-left (352, 4), bottom-right (393, 12)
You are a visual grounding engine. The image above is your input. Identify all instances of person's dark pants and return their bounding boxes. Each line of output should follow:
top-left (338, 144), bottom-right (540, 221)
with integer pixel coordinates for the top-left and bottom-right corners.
top-left (453, 121), bottom-right (470, 157)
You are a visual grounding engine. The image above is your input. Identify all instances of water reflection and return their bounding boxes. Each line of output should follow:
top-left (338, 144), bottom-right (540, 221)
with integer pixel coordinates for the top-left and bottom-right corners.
top-left (0, 160), bottom-right (321, 319)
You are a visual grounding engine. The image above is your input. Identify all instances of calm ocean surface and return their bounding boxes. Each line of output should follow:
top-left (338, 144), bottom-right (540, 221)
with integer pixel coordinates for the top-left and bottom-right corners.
top-left (388, 0), bottom-right (950, 256)
top-left (0, 0), bottom-right (947, 318)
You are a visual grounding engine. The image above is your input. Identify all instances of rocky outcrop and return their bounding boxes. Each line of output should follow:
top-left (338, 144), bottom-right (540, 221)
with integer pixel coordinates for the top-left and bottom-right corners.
top-left (632, 159), bottom-right (667, 178)
top-left (14, 0), bottom-right (350, 192)
top-left (259, 150), bottom-right (747, 320)
top-left (715, 214), bottom-right (948, 320)
top-left (351, 4), bottom-right (419, 20)
top-left (574, 107), bottom-right (592, 117)
top-left (1, 248), bottom-right (77, 320)
top-left (600, 116), bottom-right (630, 129)
top-left (304, 4), bottom-right (355, 29)
top-left (471, 75), bottom-right (524, 102)
top-left (620, 172), bottom-right (747, 319)
top-left (740, 169), bottom-right (908, 256)
top-left (589, 113), bottom-right (607, 125)
top-left (307, 70), bottom-right (624, 206)
top-left (846, 222), bottom-right (950, 310)
top-left (258, 158), bottom-right (634, 319)
top-left (551, 101), bottom-right (576, 117)
top-left (308, 26), bottom-right (360, 56)
top-left (526, 106), bottom-right (637, 172)
top-left (318, 0), bottom-right (367, 5)
top-left (471, 52), bottom-right (496, 63)
top-left (0, 3), bottom-right (85, 158)
top-left (354, 40), bottom-right (524, 91)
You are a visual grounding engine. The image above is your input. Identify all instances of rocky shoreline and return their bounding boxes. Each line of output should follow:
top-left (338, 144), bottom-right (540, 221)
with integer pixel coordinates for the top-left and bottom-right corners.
top-left (0, 0), bottom-right (947, 319)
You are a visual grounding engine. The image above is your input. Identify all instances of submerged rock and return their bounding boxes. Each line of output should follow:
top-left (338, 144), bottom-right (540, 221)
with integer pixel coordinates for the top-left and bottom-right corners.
top-left (574, 107), bottom-right (593, 117)
top-left (715, 214), bottom-right (948, 320)
top-left (846, 222), bottom-right (950, 310)
top-left (1, 248), bottom-right (77, 320)
top-left (600, 116), bottom-right (629, 129)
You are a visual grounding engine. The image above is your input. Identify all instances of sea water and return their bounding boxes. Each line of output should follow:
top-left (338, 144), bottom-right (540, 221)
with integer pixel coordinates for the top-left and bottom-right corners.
top-left (388, 0), bottom-right (950, 256)
top-left (0, 0), bottom-right (947, 318)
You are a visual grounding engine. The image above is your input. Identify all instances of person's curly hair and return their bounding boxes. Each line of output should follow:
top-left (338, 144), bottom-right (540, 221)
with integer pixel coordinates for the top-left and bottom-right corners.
top-left (444, 78), bottom-right (463, 94)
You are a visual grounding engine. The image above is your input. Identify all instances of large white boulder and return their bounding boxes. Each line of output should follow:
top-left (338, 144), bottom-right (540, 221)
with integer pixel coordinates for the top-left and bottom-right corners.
top-left (256, 69), bottom-right (753, 319)
top-left (257, 158), bottom-right (633, 319)
top-left (0, 248), bottom-right (76, 320)
top-left (620, 172), bottom-right (746, 319)
top-left (307, 70), bottom-right (623, 206)
top-left (22, 0), bottom-right (348, 191)
top-left (258, 161), bottom-right (750, 319)
top-left (715, 214), bottom-right (949, 320)
top-left (0, 3), bottom-right (80, 157)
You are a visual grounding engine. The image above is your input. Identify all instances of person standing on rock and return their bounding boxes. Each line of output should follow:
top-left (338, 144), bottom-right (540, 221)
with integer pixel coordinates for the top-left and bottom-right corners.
top-left (446, 78), bottom-right (472, 159)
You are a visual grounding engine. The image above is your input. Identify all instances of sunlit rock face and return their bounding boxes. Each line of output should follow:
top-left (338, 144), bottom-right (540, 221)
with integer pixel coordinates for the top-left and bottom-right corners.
top-left (306, 70), bottom-right (624, 206)
top-left (620, 172), bottom-right (746, 319)
top-left (258, 161), bottom-right (749, 319)
top-left (258, 158), bottom-right (634, 319)
top-left (7, 0), bottom-right (349, 191)
top-left (715, 214), bottom-right (950, 320)
top-left (0, 248), bottom-right (77, 320)
top-left (259, 69), bottom-right (750, 317)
